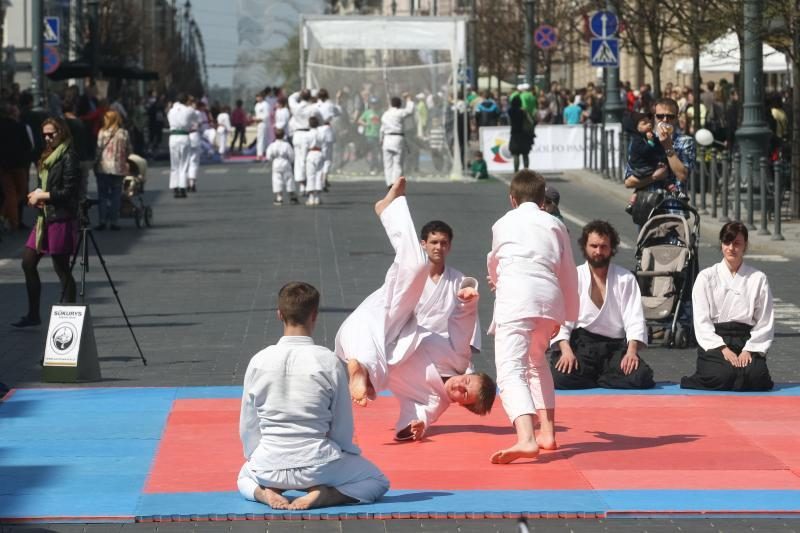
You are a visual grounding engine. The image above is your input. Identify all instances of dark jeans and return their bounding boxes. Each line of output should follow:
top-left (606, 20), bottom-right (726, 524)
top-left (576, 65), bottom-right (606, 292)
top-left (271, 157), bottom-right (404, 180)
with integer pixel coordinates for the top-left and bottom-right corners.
top-left (230, 126), bottom-right (247, 151)
top-left (96, 173), bottom-right (123, 225)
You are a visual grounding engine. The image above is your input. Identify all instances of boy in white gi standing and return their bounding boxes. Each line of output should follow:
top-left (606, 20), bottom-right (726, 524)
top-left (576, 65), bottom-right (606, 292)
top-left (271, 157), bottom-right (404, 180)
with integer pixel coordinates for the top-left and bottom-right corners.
top-left (380, 94), bottom-right (415, 187)
top-left (265, 128), bottom-right (297, 206)
top-left (487, 170), bottom-right (579, 464)
top-left (238, 282), bottom-right (389, 510)
top-left (254, 92), bottom-right (271, 161)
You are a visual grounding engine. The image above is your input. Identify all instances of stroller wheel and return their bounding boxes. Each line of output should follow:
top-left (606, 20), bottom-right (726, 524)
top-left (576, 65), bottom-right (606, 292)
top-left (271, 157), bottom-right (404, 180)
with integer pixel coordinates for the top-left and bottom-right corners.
top-left (674, 327), bottom-right (689, 349)
top-left (134, 209), bottom-right (142, 228)
top-left (662, 328), bottom-right (674, 348)
top-left (144, 206), bottom-right (153, 227)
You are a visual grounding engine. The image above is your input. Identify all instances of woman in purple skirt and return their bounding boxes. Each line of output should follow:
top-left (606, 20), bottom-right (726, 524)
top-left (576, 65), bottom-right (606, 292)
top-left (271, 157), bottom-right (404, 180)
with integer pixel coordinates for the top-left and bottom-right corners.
top-left (11, 117), bottom-right (81, 328)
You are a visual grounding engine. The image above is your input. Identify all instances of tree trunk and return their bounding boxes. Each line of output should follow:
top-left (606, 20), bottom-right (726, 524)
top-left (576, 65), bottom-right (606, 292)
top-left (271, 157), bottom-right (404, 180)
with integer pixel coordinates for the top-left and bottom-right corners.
top-left (650, 39), bottom-right (662, 99)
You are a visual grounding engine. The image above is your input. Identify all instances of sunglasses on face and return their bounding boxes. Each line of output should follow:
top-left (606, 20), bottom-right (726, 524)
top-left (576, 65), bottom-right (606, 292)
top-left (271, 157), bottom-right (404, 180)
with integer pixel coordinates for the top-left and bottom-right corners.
top-left (655, 113), bottom-right (676, 120)
top-left (42, 131), bottom-right (57, 139)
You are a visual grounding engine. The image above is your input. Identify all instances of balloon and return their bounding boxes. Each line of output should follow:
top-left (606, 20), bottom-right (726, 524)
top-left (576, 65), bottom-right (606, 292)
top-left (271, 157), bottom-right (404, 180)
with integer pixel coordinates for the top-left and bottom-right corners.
top-left (695, 128), bottom-right (714, 147)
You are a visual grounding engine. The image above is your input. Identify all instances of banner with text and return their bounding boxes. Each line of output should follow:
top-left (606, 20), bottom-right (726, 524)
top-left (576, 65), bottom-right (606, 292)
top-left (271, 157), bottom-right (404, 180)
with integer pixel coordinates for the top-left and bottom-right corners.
top-left (480, 124), bottom-right (620, 172)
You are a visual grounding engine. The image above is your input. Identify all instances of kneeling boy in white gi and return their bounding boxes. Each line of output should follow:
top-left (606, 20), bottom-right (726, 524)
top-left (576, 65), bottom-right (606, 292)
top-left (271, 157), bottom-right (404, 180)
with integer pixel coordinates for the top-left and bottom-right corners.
top-left (238, 282), bottom-right (389, 510)
top-left (266, 128), bottom-right (297, 205)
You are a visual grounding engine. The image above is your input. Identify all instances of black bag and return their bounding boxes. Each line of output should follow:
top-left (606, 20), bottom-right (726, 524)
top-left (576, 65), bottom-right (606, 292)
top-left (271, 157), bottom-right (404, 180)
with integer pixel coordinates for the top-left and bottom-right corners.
top-left (630, 189), bottom-right (665, 226)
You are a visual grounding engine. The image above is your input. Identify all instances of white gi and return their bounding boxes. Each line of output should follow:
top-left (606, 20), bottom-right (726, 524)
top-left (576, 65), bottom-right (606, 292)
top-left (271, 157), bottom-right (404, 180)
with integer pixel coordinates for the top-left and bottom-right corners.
top-left (167, 102), bottom-right (195, 190)
top-left (254, 99), bottom-right (271, 158)
top-left (305, 127), bottom-right (326, 194)
top-left (380, 99), bottom-right (415, 186)
top-left (488, 202), bottom-right (579, 422)
top-left (692, 261), bottom-right (774, 353)
top-left (335, 196), bottom-right (428, 392)
top-left (187, 107), bottom-right (202, 181)
top-left (266, 139), bottom-right (295, 194)
top-left (275, 107), bottom-right (290, 135)
top-left (288, 93), bottom-right (320, 185)
top-left (316, 100), bottom-right (340, 176)
top-left (237, 336), bottom-right (389, 503)
top-left (387, 276), bottom-right (480, 439)
top-left (216, 112), bottom-right (231, 156)
top-left (552, 262), bottom-right (648, 346)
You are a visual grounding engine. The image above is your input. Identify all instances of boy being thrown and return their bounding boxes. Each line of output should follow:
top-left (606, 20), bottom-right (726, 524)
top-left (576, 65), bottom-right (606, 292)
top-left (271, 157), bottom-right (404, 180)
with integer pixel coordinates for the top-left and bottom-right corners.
top-left (336, 178), bottom-right (490, 420)
top-left (487, 170), bottom-right (579, 464)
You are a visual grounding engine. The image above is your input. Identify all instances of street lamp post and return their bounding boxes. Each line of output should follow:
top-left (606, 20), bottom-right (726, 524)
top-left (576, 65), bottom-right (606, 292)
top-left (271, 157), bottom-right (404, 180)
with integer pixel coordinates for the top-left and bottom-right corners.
top-left (735, 0), bottom-right (771, 208)
top-left (30, 0), bottom-right (44, 110)
top-left (602, 1), bottom-right (623, 123)
top-left (524, 0), bottom-right (536, 85)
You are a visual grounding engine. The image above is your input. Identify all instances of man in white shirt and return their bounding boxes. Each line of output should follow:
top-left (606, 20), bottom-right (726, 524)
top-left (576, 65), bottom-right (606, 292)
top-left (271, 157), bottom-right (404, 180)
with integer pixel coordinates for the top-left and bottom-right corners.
top-left (238, 282), bottom-right (389, 510)
top-left (289, 90), bottom-right (320, 191)
top-left (550, 220), bottom-right (654, 389)
top-left (380, 94), bottom-right (415, 187)
top-left (254, 92), bottom-right (271, 161)
top-left (167, 94), bottom-right (196, 198)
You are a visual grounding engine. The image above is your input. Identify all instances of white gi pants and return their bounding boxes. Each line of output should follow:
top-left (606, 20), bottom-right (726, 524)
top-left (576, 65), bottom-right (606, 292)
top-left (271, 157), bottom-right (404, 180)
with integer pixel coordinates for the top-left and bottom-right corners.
top-left (271, 159), bottom-right (295, 194)
top-left (382, 134), bottom-right (404, 186)
top-left (495, 317), bottom-right (557, 423)
top-left (292, 130), bottom-right (310, 183)
top-left (237, 453), bottom-right (389, 504)
top-left (335, 196), bottom-right (427, 392)
top-left (188, 131), bottom-right (201, 180)
top-left (320, 124), bottom-right (334, 176)
top-left (305, 150), bottom-right (324, 193)
top-left (168, 134), bottom-right (191, 189)
top-left (256, 122), bottom-right (268, 158)
top-left (216, 129), bottom-right (228, 156)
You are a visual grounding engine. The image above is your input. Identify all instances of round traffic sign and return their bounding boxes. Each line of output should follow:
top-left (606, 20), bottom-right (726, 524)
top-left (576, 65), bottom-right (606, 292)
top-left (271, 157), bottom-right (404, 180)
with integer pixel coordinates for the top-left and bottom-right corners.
top-left (43, 45), bottom-right (60, 75)
top-left (534, 24), bottom-right (558, 50)
top-left (590, 10), bottom-right (618, 38)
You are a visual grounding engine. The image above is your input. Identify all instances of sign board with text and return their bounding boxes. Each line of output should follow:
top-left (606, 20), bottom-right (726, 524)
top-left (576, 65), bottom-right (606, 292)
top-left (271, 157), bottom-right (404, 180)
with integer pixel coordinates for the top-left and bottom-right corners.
top-left (43, 305), bottom-right (101, 382)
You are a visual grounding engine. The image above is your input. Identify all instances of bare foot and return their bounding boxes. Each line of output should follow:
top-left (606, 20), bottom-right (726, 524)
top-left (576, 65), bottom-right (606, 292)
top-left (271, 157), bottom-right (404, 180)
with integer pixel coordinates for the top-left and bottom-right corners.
top-left (254, 486), bottom-right (290, 509)
top-left (536, 435), bottom-right (559, 450)
top-left (490, 441), bottom-right (540, 464)
top-left (288, 486), bottom-right (357, 510)
top-left (653, 166), bottom-right (668, 180)
top-left (347, 359), bottom-right (372, 406)
top-left (374, 176), bottom-right (406, 216)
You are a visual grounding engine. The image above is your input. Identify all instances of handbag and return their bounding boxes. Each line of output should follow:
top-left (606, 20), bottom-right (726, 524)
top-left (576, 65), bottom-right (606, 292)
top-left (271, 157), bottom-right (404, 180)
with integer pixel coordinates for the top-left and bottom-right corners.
top-left (630, 189), bottom-right (666, 226)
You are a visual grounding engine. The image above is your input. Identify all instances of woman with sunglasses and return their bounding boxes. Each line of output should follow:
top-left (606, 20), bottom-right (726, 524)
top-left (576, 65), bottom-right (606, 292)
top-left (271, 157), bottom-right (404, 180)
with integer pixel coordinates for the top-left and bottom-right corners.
top-left (11, 117), bottom-right (80, 328)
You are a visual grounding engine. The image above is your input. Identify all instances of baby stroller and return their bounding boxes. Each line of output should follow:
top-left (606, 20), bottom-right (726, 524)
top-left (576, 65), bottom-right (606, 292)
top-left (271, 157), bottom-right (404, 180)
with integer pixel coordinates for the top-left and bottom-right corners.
top-left (120, 154), bottom-right (153, 228)
top-left (634, 194), bottom-right (700, 348)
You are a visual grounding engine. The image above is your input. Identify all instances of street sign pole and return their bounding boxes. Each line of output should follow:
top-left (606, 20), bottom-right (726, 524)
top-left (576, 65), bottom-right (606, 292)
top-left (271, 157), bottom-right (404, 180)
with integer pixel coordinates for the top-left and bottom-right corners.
top-left (30, 0), bottom-right (45, 110)
top-left (601, 4), bottom-right (623, 123)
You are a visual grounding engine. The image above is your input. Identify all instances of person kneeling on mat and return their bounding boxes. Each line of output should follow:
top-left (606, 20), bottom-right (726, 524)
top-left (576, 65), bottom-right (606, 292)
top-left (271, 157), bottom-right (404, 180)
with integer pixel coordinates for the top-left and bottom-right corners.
top-left (550, 220), bottom-right (655, 390)
top-left (237, 282), bottom-right (389, 510)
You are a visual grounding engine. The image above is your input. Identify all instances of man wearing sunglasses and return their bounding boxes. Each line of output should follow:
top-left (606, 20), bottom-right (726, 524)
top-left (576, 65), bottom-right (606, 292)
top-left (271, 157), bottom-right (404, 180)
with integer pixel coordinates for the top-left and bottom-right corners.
top-left (623, 98), bottom-right (695, 211)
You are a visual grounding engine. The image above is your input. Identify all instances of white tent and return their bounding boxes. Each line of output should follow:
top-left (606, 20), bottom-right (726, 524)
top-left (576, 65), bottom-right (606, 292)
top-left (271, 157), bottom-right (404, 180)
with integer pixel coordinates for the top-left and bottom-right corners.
top-left (675, 32), bottom-right (790, 74)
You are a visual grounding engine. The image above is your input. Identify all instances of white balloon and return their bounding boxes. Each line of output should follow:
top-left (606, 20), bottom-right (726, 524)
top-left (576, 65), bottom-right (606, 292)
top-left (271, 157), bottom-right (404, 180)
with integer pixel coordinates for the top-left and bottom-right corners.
top-left (695, 128), bottom-right (714, 147)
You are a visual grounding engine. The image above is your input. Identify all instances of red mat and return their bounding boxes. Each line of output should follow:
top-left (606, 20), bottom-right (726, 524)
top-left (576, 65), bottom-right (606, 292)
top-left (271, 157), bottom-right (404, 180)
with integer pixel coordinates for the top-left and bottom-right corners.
top-left (145, 395), bottom-right (800, 494)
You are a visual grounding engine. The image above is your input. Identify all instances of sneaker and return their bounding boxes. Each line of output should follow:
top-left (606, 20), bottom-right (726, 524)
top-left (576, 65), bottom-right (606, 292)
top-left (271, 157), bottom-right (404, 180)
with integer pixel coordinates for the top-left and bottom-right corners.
top-left (273, 194), bottom-right (283, 206)
top-left (11, 316), bottom-right (41, 328)
top-left (624, 204), bottom-right (633, 215)
top-left (305, 197), bottom-right (314, 206)
top-left (289, 196), bottom-right (299, 205)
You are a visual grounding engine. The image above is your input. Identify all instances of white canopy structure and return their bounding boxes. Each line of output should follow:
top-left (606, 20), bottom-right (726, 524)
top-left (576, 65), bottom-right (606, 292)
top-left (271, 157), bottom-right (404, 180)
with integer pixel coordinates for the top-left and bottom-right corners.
top-left (675, 32), bottom-right (790, 74)
top-left (300, 16), bottom-right (469, 179)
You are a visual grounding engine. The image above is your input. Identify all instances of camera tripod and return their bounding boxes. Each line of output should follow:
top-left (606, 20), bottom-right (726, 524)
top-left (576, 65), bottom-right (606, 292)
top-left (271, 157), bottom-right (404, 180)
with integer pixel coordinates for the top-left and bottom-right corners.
top-left (60, 201), bottom-right (147, 366)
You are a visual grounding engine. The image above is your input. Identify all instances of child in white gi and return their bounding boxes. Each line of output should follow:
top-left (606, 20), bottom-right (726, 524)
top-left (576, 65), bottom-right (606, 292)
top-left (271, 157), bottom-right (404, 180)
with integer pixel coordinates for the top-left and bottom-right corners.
top-left (238, 282), bottom-right (389, 510)
top-left (487, 169), bottom-right (579, 464)
top-left (305, 116), bottom-right (325, 206)
top-left (266, 128), bottom-right (297, 206)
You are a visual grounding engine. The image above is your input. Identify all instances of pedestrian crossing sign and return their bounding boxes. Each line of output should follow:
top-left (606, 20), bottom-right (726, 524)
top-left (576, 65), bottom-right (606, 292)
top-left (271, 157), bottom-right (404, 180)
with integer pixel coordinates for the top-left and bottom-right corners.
top-left (44, 16), bottom-right (60, 45)
top-left (590, 38), bottom-right (619, 67)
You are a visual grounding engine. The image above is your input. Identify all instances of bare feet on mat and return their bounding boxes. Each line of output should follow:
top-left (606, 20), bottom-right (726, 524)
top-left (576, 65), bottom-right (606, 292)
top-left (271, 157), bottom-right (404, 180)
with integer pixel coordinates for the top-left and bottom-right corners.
top-left (254, 486), bottom-right (290, 509)
top-left (347, 358), bottom-right (374, 406)
top-left (490, 440), bottom-right (540, 464)
top-left (374, 176), bottom-right (406, 216)
top-left (288, 486), bottom-right (357, 510)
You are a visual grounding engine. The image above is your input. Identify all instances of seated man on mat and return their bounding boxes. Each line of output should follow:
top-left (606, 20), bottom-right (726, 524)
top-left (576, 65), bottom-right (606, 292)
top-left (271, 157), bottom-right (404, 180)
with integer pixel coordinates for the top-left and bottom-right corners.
top-left (238, 282), bottom-right (389, 510)
top-left (550, 220), bottom-right (655, 389)
top-left (335, 178), bottom-right (495, 429)
top-left (681, 222), bottom-right (774, 391)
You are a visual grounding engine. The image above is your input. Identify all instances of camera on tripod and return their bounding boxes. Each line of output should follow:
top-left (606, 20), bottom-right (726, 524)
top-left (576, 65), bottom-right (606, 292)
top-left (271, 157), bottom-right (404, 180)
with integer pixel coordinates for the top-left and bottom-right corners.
top-left (79, 198), bottom-right (98, 227)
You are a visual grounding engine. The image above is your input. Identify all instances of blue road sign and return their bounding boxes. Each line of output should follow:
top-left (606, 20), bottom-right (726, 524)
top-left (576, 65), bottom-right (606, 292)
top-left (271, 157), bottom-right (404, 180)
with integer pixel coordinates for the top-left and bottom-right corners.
top-left (534, 24), bottom-right (558, 50)
top-left (458, 66), bottom-right (474, 86)
top-left (590, 38), bottom-right (619, 67)
top-left (44, 16), bottom-right (60, 45)
top-left (43, 45), bottom-right (60, 74)
top-left (590, 10), bottom-right (618, 38)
